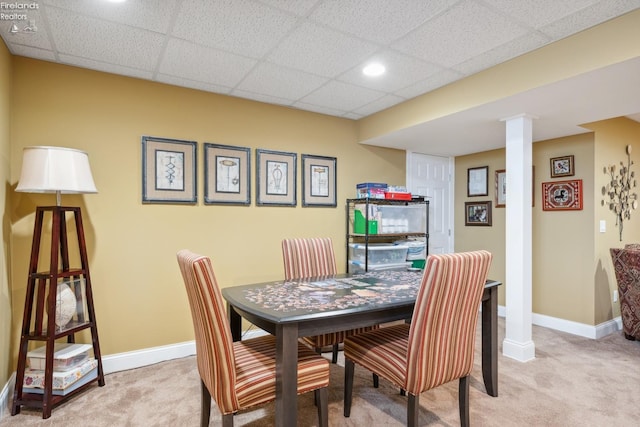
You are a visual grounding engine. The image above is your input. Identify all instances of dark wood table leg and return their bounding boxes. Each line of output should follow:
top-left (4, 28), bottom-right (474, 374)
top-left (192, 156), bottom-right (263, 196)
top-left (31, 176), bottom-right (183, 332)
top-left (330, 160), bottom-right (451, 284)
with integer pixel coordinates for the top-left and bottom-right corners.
top-left (481, 286), bottom-right (498, 397)
top-left (227, 303), bottom-right (242, 342)
top-left (275, 323), bottom-right (298, 427)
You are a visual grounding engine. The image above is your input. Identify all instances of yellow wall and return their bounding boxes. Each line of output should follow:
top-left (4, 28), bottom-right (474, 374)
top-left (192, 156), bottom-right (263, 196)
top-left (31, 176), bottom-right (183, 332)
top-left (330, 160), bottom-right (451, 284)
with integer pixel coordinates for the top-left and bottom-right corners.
top-left (8, 58), bottom-right (405, 364)
top-left (455, 120), bottom-right (640, 326)
top-left (0, 37), bottom-right (12, 389)
top-left (586, 117), bottom-right (640, 323)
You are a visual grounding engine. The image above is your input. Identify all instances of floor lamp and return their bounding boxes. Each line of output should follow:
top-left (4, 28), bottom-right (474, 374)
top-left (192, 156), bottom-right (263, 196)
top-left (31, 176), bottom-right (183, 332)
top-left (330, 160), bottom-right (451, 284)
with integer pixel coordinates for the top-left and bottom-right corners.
top-left (12, 146), bottom-right (105, 419)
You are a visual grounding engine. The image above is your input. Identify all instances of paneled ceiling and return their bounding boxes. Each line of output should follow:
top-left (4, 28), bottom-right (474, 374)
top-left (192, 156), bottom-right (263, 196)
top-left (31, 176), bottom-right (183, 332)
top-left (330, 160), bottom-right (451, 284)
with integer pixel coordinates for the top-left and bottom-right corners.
top-left (2, 0), bottom-right (640, 155)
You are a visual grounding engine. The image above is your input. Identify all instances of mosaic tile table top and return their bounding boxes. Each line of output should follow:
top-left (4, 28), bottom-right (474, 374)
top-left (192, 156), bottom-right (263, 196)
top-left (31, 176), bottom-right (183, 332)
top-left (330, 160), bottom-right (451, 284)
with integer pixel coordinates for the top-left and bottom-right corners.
top-left (230, 270), bottom-right (425, 318)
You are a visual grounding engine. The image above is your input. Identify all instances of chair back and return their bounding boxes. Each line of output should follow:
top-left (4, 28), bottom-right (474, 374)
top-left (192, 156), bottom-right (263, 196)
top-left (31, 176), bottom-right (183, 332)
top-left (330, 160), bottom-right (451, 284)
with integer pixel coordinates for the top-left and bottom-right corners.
top-left (406, 250), bottom-right (492, 394)
top-left (176, 250), bottom-right (239, 413)
top-left (611, 247), bottom-right (640, 295)
top-left (282, 238), bottom-right (337, 280)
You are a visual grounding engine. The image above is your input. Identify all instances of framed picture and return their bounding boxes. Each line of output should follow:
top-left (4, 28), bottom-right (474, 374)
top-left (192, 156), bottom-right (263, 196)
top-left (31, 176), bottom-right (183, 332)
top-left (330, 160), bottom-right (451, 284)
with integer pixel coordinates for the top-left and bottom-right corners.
top-left (494, 167), bottom-right (536, 208)
top-left (495, 169), bottom-right (506, 207)
top-left (550, 155), bottom-right (574, 178)
top-left (256, 149), bottom-right (297, 206)
top-left (465, 201), bottom-right (492, 226)
top-left (467, 166), bottom-right (489, 197)
top-left (141, 136), bottom-right (197, 204)
top-left (301, 154), bottom-right (336, 207)
top-left (542, 179), bottom-right (583, 211)
top-left (204, 143), bottom-right (250, 205)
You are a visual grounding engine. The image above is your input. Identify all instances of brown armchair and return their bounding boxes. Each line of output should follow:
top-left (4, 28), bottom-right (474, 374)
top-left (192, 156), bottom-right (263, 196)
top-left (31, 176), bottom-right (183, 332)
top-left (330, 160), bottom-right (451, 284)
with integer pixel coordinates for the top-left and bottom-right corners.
top-left (610, 248), bottom-right (640, 340)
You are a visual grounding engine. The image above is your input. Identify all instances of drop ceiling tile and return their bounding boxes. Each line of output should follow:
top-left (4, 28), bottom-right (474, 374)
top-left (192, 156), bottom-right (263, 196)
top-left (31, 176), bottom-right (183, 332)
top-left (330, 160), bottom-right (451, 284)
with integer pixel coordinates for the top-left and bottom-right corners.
top-left (482, 0), bottom-right (599, 29)
top-left (159, 38), bottom-right (257, 88)
top-left (291, 101), bottom-right (347, 117)
top-left (539, 0), bottom-right (640, 40)
top-left (58, 54), bottom-right (154, 80)
top-left (309, 0), bottom-right (458, 44)
top-left (258, 0), bottom-right (321, 16)
top-left (267, 21), bottom-right (379, 77)
top-left (235, 62), bottom-right (328, 101)
top-left (172, 0), bottom-right (298, 59)
top-left (0, 8), bottom-right (51, 50)
top-left (392, 1), bottom-right (529, 68)
top-left (8, 45), bottom-right (56, 62)
top-left (339, 50), bottom-right (444, 93)
top-left (299, 80), bottom-right (385, 111)
top-left (157, 74), bottom-right (233, 95)
top-left (231, 89), bottom-right (294, 107)
top-left (45, 8), bottom-right (165, 70)
top-left (395, 69), bottom-right (464, 99)
top-left (42, 0), bottom-right (178, 33)
top-left (353, 94), bottom-right (406, 116)
top-left (452, 32), bottom-right (549, 76)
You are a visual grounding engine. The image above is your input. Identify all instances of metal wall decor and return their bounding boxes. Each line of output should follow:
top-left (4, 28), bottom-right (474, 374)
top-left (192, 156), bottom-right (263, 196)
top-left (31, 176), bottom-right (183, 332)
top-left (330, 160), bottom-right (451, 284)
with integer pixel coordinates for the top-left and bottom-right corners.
top-left (602, 145), bottom-right (638, 241)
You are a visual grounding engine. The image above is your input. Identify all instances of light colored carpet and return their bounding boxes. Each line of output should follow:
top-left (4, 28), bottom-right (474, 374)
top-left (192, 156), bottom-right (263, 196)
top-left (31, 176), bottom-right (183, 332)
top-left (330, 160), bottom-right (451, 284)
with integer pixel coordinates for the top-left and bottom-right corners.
top-left (2, 319), bottom-right (639, 426)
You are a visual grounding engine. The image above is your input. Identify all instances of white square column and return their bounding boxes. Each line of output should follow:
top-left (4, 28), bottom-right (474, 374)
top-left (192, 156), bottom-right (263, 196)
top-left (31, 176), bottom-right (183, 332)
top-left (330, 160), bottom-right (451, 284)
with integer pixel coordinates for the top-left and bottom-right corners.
top-left (502, 114), bottom-right (536, 362)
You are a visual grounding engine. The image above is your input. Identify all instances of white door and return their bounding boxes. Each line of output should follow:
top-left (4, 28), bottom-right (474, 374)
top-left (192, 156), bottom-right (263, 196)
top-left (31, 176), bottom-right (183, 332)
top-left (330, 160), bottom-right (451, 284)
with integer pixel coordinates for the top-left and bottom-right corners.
top-left (406, 152), bottom-right (454, 254)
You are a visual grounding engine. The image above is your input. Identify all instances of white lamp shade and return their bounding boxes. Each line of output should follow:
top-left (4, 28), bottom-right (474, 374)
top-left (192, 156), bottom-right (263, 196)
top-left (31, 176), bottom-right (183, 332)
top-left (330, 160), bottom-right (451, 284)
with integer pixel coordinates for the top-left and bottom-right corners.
top-left (16, 146), bottom-right (98, 194)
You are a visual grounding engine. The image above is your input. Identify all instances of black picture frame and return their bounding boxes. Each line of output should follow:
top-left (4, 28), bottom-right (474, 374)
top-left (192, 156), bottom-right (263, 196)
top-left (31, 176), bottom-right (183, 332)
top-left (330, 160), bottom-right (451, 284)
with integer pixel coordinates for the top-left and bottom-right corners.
top-left (204, 143), bottom-right (251, 205)
top-left (467, 166), bottom-right (489, 197)
top-left (141, 135), bottom-right (197, 204)
top-left (465, 201), bottom-right (492, 226)
top-left (301, 154), bottom-right (336, 207)
top-left (550, 155), bottom-right (575, 178)
top-left (256, 149), bottom-right (297, 206)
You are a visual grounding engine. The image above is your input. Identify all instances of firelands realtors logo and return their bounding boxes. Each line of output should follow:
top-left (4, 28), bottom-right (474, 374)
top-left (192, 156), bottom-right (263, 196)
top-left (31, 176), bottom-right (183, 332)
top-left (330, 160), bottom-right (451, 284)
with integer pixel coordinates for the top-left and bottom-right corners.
top-left (1, 1), bottom-right (39, 34)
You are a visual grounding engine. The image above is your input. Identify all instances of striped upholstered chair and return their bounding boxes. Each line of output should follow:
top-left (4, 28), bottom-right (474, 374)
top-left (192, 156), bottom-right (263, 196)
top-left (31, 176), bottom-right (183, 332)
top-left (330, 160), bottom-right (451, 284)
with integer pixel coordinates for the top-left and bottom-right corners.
top-left (343, 250), bottom-right (493, 427)
top-left (177, 250), bottom-right (330, 427)
top-left (282, 237), bottom-right (378, 364)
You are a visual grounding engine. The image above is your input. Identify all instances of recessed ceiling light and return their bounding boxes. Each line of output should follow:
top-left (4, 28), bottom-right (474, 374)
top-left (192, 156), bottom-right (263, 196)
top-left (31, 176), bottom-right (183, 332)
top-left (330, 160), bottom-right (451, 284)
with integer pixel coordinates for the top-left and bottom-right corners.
top-left (362, 63), bottom-right (386, 77)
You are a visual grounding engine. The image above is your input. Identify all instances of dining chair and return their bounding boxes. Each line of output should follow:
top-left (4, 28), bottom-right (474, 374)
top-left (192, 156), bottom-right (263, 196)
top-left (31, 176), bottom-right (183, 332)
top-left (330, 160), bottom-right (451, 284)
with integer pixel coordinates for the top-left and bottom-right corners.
top-left (343, 250), bottom-right (493, 427)
top-left (610, 247), bottom-right (640, 340)
top-left (177, 249), bottom-right (330, 427)
top-left (282, 237), bottom-right (379, 364)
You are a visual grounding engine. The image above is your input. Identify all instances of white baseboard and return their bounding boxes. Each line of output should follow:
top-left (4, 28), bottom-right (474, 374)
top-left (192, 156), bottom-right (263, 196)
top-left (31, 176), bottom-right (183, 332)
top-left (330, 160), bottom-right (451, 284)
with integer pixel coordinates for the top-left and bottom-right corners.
top-left (498, 305), bottom-right (622, 339)
top-left (0, 312), bottom-right (621, 421)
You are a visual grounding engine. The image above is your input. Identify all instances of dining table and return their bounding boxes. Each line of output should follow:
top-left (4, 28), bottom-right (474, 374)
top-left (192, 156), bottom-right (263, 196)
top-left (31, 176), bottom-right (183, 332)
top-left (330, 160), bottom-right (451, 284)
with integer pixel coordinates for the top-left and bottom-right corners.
top-left (222, 269), bottom-right (501, 427)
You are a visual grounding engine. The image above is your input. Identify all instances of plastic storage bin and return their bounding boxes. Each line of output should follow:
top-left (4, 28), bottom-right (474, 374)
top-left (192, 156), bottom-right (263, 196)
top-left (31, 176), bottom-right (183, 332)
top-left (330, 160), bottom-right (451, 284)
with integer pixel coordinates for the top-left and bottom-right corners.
top-left (348, 261), bottom-right (412, 274)
top-left (377, 204), bottom-right (426, 234)
top-left (348, 243), bottom-right (409, 266)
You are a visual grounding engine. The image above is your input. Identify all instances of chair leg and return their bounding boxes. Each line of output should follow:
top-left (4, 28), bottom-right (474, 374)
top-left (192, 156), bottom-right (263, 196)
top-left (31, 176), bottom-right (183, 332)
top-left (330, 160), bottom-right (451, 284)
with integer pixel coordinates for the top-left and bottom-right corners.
top-left (373, 373), bottom-right (379, 388)
top-left (201, 380), bottom-right (212, 427)
top-left (459, 376), bottom-right (470, 427)
top-left (332, 343), bottom-right (339, 363)
top-left (222, 414), bottom-right (233, 427)
top-left (400, 389), bottom-right (406, 396)
top-left (344, 359), bottom-right (355, 417)
top-left (407, 393), bottom-right (419, 427)
top-left (316, 386), bottom-right (329, 427)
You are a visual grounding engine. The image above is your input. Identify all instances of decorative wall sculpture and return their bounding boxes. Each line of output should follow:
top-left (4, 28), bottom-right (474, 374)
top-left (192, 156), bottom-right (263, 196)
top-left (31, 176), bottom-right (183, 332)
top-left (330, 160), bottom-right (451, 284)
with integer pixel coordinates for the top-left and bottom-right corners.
top-left (602, 145), bottom-right (638, 241)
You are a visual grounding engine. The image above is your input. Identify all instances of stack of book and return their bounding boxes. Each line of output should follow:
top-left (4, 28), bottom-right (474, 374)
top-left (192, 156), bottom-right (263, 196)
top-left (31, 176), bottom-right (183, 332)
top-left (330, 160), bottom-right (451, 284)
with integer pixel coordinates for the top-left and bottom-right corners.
top-left (23, 343), bottom-right (97, 396)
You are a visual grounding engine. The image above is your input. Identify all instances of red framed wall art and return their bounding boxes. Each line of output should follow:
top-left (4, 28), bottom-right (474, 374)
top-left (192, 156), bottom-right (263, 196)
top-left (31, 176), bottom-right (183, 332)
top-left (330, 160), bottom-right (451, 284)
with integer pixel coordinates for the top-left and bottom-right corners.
top-left (542, 179), bottom-right (583, 211)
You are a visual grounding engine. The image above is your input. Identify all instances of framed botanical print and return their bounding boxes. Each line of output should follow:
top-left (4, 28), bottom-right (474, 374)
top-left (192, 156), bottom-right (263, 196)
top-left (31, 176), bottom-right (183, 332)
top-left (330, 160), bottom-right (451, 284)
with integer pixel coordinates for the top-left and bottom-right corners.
top-left (467, 166), bottom-right (489, 197)
top-left (256, 149), bottom-right (297, 206)
top-left (141, 136), bottom-right (197, 204)
top-left (550, 155), bottom-right (574, 178)
top-left (301, 154), bottom-right (336, 207)
top-left (204, 143), bottom-right (251, 205)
